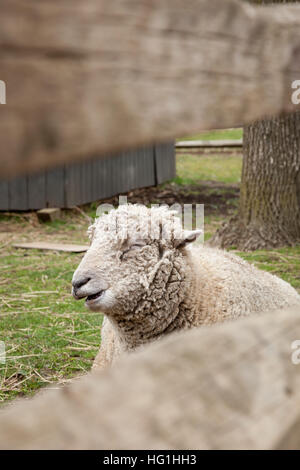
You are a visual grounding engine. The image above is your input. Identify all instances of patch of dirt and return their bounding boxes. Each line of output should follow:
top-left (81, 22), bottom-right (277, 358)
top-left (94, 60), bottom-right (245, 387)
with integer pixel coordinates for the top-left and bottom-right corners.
top-left (0, 181), bottom-right (239, 247)
top-left (98, 181), bottom-right (240, 216)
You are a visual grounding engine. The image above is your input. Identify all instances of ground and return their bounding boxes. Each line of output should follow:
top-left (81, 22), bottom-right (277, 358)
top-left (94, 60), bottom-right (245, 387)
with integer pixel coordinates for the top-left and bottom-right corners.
top-left (0, 128), bottom-right (299, 404)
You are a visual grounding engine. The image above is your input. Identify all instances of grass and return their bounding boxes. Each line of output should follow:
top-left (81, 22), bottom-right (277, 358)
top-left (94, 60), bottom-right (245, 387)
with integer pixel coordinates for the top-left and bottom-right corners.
top-left (0, 247), bottom-right (102, 403)
top-left (0, 211), bottom-right (102, 403)
top-left (0, 127), bottom-right (299, 404)
top-left (176, 154), bottom-right (242, 184)
top-left (178, 128), bottom-right (243, 141)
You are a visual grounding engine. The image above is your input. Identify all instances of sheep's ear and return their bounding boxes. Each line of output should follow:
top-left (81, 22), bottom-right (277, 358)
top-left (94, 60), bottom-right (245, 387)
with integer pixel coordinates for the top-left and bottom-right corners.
top-left (174, 229), bottom-right (202, 249)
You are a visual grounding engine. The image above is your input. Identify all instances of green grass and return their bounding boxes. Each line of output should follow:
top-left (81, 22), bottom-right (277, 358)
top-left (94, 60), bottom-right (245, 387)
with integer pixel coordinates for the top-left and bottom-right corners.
top-left (0, 238), bottom-right (101, 403)
top-left (176, 154), bottom-right (242, 184)
top-left (178, 128), bottom-right (243, 141)
top-left (204, 215), bottom-right (226, 241)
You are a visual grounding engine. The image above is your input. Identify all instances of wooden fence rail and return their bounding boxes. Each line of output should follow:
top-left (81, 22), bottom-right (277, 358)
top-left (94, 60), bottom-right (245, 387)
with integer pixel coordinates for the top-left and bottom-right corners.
top-left (0, 305), bottom-right (300, 449)
top-left (0, 0), bottom-right (300, 177)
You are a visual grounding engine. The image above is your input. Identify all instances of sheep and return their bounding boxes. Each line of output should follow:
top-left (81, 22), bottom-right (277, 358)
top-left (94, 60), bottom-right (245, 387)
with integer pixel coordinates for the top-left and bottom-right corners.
top-left (72, 204), bottom-right (300, 370)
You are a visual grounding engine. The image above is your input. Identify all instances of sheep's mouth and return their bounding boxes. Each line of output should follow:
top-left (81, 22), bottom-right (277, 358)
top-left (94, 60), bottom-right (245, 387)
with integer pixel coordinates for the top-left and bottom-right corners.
top-left (86, 290), bottom-right (104, 302)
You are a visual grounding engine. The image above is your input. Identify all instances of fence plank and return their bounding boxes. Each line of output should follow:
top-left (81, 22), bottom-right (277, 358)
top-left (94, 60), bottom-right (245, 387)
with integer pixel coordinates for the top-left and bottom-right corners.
top-left (0, 143), bottom-right (173, 210)
top-left (27, 172), bottom-right (46, 210)
top-left (8, 177), bottom-right (27, 211)
top-left (0, 181), bottom-right (9, 210)
top-left (176, 139), bottom-right (243, 148)
top-left (46, 168), bottom-right (65, 208)
top-left (0, 305), bottom-right (299, 449)
top-left (138, 146), bottom-right (157, 189)
top-left (65, 163), bottom-right (83, 207)
top-left (92, 157), bottom-right (109, 201)
top-left (155, 143), bottom-right (176, 184)
top-left (0, 0), bottom-right (300, 177)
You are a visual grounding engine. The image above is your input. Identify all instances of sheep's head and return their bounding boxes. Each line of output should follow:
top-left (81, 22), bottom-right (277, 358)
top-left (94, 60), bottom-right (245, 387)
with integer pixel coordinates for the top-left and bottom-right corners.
top-left (72, 204), bottom-right (201, 316)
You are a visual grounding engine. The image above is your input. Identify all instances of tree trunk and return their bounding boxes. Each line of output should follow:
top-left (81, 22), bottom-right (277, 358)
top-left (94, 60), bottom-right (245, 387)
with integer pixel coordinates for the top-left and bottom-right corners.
top-left (210, 112), bottom-right (300, 250)
top-left (210, 0), bottom-right (300, 250)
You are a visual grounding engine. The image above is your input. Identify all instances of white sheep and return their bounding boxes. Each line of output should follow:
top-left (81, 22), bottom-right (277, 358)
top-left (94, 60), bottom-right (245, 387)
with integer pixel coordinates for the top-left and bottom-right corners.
top-left (72, 204), bottom-right (300, 370)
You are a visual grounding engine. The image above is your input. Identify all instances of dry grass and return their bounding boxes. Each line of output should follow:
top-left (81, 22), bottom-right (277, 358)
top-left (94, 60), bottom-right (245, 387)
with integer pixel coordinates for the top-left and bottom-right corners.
top-left (0, 211), bottom-right (102, 403)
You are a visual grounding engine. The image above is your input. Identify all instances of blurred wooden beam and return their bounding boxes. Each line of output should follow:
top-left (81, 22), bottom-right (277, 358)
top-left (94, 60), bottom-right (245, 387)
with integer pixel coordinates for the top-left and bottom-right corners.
top-left (176, 139), bottom-right (243, 148)
top-left (0, 0), bottom-right (300, 177)
top-left (0, 304), bottom-right (299, 449)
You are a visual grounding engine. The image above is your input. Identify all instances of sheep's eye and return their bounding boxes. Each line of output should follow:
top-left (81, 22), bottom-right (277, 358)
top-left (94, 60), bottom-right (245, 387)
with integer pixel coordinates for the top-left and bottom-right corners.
top-left (130, 243), bottom-right (144, 250)
top-left (120, 243), bottom-right (145, 260)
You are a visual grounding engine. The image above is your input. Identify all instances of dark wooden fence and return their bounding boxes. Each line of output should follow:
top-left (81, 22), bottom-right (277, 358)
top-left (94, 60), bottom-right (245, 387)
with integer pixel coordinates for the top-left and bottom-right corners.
top-left (0, 143), bottom-right (175, 211)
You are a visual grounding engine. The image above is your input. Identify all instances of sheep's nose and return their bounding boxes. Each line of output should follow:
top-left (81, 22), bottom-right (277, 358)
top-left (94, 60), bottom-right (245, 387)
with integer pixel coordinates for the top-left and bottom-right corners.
top-left (72, 276), bottom-right (91, 298)
top-left (73, 276), bottom-right (91, 290)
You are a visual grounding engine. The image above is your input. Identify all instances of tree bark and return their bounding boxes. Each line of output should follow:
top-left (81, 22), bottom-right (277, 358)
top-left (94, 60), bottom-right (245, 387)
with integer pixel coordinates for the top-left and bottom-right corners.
top-left (210, 0), bottom-right (300, 250)
top-left (210, 112), bottom-right (300, 250)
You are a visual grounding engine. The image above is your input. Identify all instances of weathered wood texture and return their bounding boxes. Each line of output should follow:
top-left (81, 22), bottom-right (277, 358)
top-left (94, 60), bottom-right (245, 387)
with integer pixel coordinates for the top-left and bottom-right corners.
top-left (1, 0), bottom-right (300, 177)
top-left (36, 208), bottom-right (61, 223)
top-left (0, 305), bottom-right (299, 450)
top-left (176, 139), bottom-right (243, 148)
top-left (0, 143), bottom-right (174, 210)
top-left (13, 242), bottom-right (88, 253)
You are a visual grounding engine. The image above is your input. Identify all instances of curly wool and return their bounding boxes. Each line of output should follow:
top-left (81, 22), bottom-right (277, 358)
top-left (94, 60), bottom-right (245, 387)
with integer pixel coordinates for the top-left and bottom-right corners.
top-left (72, 204), bottom-right (300, 370)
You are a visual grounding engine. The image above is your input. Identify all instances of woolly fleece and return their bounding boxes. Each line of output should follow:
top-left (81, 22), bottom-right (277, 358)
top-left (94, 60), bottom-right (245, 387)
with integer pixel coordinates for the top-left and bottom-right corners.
top-left (72, 205), bottom-right (300, 369)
